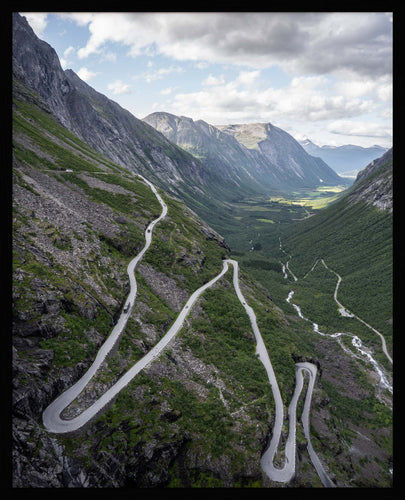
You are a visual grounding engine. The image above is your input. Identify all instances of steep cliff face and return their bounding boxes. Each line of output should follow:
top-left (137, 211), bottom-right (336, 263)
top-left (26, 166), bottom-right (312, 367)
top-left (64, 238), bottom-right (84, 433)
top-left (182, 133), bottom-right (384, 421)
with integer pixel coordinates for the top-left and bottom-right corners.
top-left (12, 11), bottom-right (73, 129)
top-left (61, 69), bottom-right (210, 190)
top-left (143, 112), bottom-right (280, 193)
top-left (145, 113), bottom-right (345, 192)
top-left (218, 122), bottom-right (344, 188)
top-left (348, 149), bottom-right (392, 212)
top-left (12, 13), bottom-right (231, 230)
top-left (355, 148), bottom-right (392, 184)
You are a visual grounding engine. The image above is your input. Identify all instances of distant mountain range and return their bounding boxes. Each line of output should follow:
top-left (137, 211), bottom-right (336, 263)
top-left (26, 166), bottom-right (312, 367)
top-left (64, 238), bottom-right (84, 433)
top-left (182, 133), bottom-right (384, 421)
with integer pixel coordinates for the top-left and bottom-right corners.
top-left (144, 113), bottom-right (344, 192)
top-left (142, 112), bottom-right (275, 195)
top-left (12, 12), bottom-right (231, 228)
top-left (12, 12), bottom-right (393, 488)
top-left (218, 123), bottom-right (344, 187)
top-left (299, 139), bottom-right (388, 177)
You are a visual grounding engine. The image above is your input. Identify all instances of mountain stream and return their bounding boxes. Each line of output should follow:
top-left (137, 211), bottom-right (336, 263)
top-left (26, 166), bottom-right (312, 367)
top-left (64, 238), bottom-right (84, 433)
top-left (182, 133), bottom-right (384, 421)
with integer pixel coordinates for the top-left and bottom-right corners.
top-left (280, 239), bottom-right (392, 394)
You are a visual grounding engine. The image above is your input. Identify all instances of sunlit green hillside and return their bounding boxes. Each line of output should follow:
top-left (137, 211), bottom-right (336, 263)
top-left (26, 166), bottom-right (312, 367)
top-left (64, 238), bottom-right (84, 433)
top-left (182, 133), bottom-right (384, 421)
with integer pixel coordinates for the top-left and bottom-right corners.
top-left (282, 184), bottom-right (392, 344)
top-left (12, 70), bottom-right (392, 488)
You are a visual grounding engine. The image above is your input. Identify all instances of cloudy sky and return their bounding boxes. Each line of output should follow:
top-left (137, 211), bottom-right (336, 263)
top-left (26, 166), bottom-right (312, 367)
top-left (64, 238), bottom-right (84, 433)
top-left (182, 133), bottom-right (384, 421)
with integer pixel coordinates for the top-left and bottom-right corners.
top-left (22, 11), bottom-right (393, 148)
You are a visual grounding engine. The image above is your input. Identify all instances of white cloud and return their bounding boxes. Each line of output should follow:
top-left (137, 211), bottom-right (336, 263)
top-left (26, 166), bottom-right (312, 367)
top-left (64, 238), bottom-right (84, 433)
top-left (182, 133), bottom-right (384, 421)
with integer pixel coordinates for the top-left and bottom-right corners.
top-left (380, 108), bottom-right (392, 120)
top-left (195, 61), bottom-right (209, 69)
top-left (234, 70), bottom-right (261, 88)
top-left (61, 12), bottom-right (392, 78)
top-left (60, 46), bottom-right (75, 69)
top-left (333, 73), bottom-right (392, 102)
top-left (376, 79), bottom-right (393, 102)
top-left (107, 80), bottom-right (131, 95)
top-left (64, 46), bottom-right (75, 57)
top-left (292, 131), bottom-right (310, 143)
top-left (290, 75), bottom-right (329, 90)
top-left (58, 12), bottom-right (95, 27)
top-left (202, 74), bottom-right (226, 86)
top-left (136, 65), bottom-right (184, 83)
top-left (165, 73), bottom-right (376, 125)
top-left (77, 66), bottom-right (98, 82)
top-left (100, 51), bottom-right (117, 63)
top-left (326, 120), bottom-right (392, 139)
top-left (334, 79), bottom-right (375, 99)
top-left (34, 12), bottom-right (391, 148)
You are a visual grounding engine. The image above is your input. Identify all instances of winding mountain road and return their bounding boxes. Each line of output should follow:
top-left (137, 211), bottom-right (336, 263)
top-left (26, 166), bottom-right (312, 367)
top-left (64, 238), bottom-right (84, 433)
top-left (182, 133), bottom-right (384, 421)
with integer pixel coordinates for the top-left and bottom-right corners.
top-left (43, 175), bottom-right (332, 486)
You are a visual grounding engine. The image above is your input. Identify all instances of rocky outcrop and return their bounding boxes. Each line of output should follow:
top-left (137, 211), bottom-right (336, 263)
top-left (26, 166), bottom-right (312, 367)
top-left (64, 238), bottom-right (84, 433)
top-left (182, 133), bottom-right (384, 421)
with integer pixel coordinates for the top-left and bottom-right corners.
top-left (218, 122), bottom-right (344, 187)
top-left (12, 12), bottom-right (73, 129)
top-left (144, 112), bottom-right (344, 192)
top-left (349, 148), bottom-right (392, 212)
top-left (355, 148), bottom-right (392, 184)
top-left (143, 112), bottom-right (277, 193)
top-left (12, 12), bottom-right (238, 226)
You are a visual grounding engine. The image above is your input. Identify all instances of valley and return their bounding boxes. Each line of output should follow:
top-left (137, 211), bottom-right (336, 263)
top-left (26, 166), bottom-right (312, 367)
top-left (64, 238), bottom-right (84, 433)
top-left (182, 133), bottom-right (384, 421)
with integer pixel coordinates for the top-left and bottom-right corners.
top-left (11, 12), bottom-right (393, 489)
top-left (224, 193), bottom-right (393, 377)
top-left (39, 172), bottom-right (332, 484)
top-left (209, 184), bottom-right (348, 251)
top-left (32, 165), bottom-right (391, 486)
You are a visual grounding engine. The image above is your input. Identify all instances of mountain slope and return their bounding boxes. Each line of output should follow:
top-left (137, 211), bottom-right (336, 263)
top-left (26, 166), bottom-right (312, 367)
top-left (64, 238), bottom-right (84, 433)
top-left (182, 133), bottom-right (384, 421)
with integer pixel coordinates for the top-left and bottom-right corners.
top-left (12, 74), bottom-right (274, 487)
top-left (354, 148), bottom-right (392, 186)
top-left (12, 12), bottom-right (237, 229)
top-left (347, 149), bottom-right (392, 212)
top-left (299, 139), bottom-right (388, 176)
top-left (218, 122), bottom-right (344, 188)
top-left (143, 112), bottom-right (286, 192)
top-left (145, 112), bottom-right (345, 192)
top-left (12, 51), bottom-right (394, 490)
top-left (281, 149), bottom-right (393, 348)
top-left (12, 13), bottom-right (392, 489)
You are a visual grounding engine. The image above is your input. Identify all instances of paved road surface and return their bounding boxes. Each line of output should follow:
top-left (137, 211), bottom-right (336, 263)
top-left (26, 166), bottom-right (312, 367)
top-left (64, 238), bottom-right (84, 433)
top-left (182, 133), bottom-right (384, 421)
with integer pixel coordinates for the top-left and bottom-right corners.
top-left (43, 176), bottom-right (332, 486)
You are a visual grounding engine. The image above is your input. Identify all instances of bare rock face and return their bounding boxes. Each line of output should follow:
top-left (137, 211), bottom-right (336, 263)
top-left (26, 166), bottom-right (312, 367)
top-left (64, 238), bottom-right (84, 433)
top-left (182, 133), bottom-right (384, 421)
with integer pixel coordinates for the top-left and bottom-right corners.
top-left (355, 148), bottom-right (392, 184)
top-left (12, 13), bottom-right (216, 213)
top-left (12, 13), bottom-right (73, 129)
top-left (217, 122), bottom-right (343, 187)
top-left (143, 112), bottom-right (275, 191)
top-left (349, 148), bottom-right (392, 212)
top-left (145, 112), bottom-right (344, 192)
